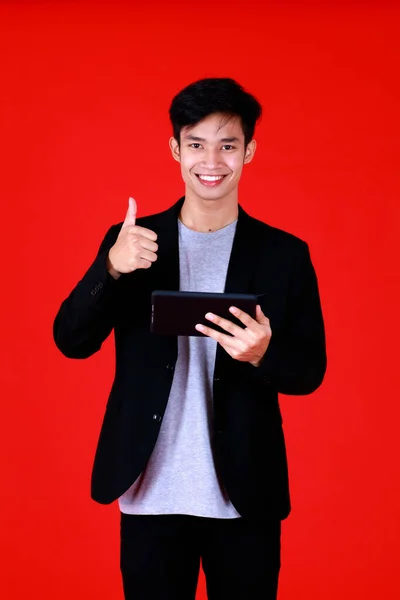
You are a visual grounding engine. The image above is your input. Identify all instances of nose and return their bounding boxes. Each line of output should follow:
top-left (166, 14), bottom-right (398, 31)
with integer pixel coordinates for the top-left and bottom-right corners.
top-left (202, 147), bottom-right (221, 170)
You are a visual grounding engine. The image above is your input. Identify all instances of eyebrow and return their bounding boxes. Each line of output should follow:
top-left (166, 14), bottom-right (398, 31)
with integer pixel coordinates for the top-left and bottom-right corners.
top-left (183, 135), bottom-right (240, 143)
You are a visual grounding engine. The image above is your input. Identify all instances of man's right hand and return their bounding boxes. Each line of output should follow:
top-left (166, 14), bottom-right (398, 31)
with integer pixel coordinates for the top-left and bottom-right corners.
top-left (107, 197), bottom-right (158, 279)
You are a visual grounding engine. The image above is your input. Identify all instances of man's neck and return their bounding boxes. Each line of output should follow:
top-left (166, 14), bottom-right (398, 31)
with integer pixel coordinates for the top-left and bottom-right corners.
top-left (179, 193), bottom-right (239, 233)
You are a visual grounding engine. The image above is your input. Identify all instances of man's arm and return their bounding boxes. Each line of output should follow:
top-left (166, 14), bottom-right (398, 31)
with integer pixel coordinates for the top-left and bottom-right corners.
top-left (53, 198), bottom-right (159, 360)
top-left (251, 241), bottom-right (327, 395)
top-left (53, 225), bottom-right (121, 359)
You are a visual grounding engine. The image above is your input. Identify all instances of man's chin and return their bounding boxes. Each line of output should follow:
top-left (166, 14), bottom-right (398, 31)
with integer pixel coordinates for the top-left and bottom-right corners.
top-left (184, 180), bottom-right (236, 203)
top-left (196, 183), bottom-right (231, 200)
top-left (198, 191), bottom-right (229, 202)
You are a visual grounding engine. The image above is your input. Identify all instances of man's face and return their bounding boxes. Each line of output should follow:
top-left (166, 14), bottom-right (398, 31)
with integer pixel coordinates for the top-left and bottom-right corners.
top-left (169, 113), bottom-right (256, 203)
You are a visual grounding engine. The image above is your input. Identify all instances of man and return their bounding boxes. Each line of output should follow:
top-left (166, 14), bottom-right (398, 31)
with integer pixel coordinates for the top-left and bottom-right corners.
top-left (54, 77), bottom-right (326, 600)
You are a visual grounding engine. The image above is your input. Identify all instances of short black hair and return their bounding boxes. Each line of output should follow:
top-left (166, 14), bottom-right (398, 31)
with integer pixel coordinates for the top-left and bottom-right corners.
top-left (169, 77), bottom-right (262, 147)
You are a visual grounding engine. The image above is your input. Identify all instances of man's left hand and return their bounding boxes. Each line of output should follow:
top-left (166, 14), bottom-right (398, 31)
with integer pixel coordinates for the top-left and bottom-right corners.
top-left (195, 305), bottom-right (272, 367)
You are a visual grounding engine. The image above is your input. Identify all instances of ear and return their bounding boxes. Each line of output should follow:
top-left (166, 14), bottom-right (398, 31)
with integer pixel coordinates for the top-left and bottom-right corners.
top-left (169, 137), bottom-right (181, 162)
top-left (243, 139), bottom-right (257, 165)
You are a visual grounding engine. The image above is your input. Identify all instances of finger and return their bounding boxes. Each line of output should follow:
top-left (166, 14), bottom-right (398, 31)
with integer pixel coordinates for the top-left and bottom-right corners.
top-left (204, 312), bottom-right (249, 342)
top-left (228, 306), bottom-right (260, 331)
top-left (137, 237), bottom-right (158, 253)
top-left (137, 249), bottom-right (158, 263)
top-left (255, 304), bottom-right (270, 326)
top-left (195, 323), bottom-right (244, 350)
top-left (122, 197), bottom-right (137, 228)
top-left (137, 258), bottom-right (153, 270)
top-left (134, 226), bottom-right (158, 243)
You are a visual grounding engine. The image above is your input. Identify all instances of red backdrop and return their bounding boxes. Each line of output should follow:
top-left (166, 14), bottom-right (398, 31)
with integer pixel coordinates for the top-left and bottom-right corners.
top-left (1, 1), bottom-right (399, 598)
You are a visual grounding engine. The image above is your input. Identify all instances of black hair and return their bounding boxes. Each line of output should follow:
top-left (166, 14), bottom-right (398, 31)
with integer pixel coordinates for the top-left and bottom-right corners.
top-left (169, 77), bottom-right (262, 147)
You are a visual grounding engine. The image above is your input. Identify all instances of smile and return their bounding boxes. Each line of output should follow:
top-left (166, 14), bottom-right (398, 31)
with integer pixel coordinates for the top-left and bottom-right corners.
top-left (195, 174), bottom-right (227, 186)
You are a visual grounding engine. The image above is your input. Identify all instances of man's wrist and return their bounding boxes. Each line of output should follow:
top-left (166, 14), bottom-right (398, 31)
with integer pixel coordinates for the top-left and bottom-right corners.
top-left (106, 254), bottom-right (121, 280)
top-left (250, 350), bottom-right (268, 368)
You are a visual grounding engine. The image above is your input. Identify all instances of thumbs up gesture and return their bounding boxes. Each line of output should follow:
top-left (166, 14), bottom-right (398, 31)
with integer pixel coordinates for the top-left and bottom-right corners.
top-left (107, 198), bottom-right (158, 279)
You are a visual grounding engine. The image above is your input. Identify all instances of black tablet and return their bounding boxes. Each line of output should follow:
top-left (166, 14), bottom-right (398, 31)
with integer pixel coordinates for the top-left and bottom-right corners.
top-left (150, 290), bottom-right (258, 336)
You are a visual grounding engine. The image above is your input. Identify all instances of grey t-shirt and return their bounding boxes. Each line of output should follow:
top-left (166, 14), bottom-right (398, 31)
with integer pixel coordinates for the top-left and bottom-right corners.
top-left (118, 217), bottom-right (240, 518)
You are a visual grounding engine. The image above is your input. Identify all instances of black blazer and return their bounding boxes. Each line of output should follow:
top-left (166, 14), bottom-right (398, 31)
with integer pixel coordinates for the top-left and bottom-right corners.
top-left (53, 197), bottom-right (326, 520)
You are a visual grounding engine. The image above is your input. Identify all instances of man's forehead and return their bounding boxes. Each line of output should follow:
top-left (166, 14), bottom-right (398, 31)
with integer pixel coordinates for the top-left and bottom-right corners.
top-left (183, 114), bottom-right (244, 139)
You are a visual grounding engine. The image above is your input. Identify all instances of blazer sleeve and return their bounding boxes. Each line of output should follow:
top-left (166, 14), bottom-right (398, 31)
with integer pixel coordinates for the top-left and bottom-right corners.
top-left (53, 224), bottom-right (121, 359)
top-left (244, 241), bottom-right (327, 395)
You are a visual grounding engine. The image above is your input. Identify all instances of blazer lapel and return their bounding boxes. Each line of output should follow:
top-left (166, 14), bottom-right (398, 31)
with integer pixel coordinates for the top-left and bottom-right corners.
top-left (150, 198), bottom-right (183, 293)
top-left (223, 204), bottom-right (259, 295)
top-left (217, 204), bottom-right (261, 371)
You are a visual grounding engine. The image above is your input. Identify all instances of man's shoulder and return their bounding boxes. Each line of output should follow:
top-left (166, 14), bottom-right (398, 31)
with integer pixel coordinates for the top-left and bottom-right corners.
top-left (246, 212), bottom-right (308, 252)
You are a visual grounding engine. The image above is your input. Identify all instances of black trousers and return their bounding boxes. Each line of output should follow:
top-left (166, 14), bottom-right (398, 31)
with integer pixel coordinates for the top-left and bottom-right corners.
top-left (120, 513), bottom-right (281, 600)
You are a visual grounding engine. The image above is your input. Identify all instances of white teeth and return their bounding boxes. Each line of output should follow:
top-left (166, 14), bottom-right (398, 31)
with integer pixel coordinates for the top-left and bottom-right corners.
top-left (198, 175), bottom-right (224, 181)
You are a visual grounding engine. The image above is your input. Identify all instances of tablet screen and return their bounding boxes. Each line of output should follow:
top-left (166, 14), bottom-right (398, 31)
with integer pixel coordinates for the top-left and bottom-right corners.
top-left (151, 290), bottom-right (258, 336)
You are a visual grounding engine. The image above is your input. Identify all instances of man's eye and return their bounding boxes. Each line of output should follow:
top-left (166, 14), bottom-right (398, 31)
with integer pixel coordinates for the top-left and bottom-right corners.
top-left (190, 143), bottom-right (202, 149)
top-left (222, 145), bottom-right (234, 150)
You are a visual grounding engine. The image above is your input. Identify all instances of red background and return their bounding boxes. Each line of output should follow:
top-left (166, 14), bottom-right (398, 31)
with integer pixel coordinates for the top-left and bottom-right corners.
top-left (1, 1), bottom-right (399, 598)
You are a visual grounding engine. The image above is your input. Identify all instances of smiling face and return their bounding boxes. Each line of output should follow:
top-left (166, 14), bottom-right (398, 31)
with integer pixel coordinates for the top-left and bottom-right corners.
top-left (169, 113), bottom-right (256, 206)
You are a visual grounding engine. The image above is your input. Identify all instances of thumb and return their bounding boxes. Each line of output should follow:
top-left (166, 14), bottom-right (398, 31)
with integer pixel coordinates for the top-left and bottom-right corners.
top-left (122, 196), bottom-right (137, 227)
top-left (256, 304), bottom-right (270, 325)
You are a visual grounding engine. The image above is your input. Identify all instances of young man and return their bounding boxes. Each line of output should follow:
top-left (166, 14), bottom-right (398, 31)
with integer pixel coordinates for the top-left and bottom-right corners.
top-left (54, 78), bottom-right (326, 600)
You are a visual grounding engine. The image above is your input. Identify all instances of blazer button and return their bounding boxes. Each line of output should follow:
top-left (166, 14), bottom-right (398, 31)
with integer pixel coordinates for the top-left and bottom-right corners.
top-left (152, 413), bottom-right (162, 422)
top-left (166, 364), bottom-right (175, 371)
